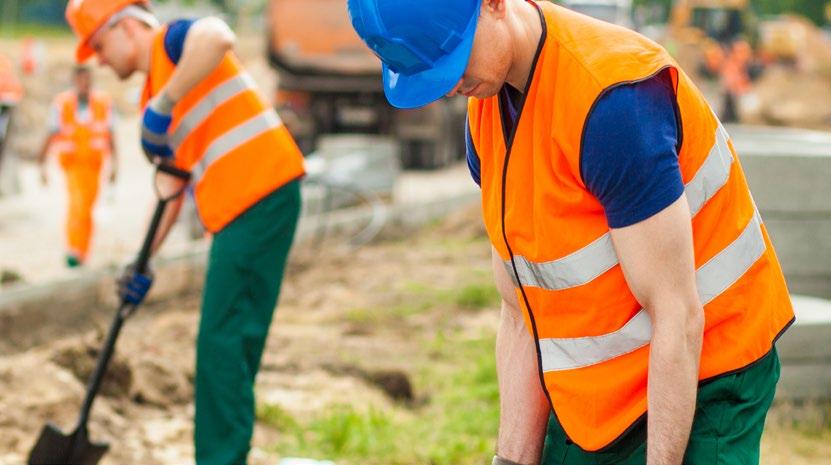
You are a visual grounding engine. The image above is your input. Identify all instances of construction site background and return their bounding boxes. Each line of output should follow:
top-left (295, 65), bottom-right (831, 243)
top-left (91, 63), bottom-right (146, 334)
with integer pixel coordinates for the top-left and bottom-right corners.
top-left (0, 1), bottom-right (830, 464)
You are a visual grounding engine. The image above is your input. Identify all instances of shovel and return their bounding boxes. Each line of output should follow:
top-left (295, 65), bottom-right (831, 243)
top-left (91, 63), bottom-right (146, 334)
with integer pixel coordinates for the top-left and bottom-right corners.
top-left (28, 164), bottom-right (190, 465)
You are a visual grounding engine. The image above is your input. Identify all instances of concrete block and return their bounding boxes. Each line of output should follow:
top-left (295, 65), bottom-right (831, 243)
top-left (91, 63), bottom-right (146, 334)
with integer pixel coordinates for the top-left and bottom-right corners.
top-left (731, 124), bottom-right (831, 214)
top-left (786, 275), bottom-right (831, 300)
top-left (777, 296), bottom-right (831, 363)
top-left (776, 363), bottom-right (831, 401)
top-left (775, 296), bottom-right (831, 401)
top-left (763, 218), bottom-right (831, 276)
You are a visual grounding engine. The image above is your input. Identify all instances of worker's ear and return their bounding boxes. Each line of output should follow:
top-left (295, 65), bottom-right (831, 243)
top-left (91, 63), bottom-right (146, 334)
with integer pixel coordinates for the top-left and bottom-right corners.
top-left (481, 0), bottom-right (507, 20)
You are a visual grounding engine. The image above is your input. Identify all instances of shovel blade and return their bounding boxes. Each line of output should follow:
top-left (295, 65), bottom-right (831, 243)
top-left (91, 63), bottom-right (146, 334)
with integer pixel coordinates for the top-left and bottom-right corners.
top-left (28, 423), bottom-right (109, 465)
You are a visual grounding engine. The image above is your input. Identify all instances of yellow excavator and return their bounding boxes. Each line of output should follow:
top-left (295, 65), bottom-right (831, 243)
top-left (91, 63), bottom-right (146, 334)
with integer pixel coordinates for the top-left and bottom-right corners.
top-left (668, 0), bottom-right (756, 74)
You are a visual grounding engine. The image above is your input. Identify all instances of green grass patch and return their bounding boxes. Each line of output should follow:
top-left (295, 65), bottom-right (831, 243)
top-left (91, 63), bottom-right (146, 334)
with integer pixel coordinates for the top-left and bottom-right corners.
top-left (261, 334), bottom-right (499, 465)
top-left (257, 403), bottom-right (301, 432)
top-left (345, 274), bottom-right (498, 326)
top-left (0, 23), bottom-right (71, 39)
top-left (452, 283), bottom-right (500, 310)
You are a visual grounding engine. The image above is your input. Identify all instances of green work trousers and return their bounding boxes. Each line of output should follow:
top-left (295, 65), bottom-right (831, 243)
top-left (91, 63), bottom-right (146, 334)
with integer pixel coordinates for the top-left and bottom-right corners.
top-left (542, 347), bottom-right (781, 465)
top-left (194, 180), bottom-right (301, 465)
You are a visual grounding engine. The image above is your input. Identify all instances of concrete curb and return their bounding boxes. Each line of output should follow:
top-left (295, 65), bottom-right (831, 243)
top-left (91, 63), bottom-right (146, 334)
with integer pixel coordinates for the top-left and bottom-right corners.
top-left (0, 192), bottom-right (479, 355)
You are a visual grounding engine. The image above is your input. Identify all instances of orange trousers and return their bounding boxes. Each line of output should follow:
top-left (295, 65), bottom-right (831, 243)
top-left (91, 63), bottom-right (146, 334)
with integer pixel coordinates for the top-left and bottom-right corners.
top-left (61, 160), bottom-right (102, 262)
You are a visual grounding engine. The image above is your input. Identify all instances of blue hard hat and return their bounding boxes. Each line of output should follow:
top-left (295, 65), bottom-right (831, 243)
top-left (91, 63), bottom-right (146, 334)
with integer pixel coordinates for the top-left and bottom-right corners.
top-left (348, 0), bottom-right (483, 109)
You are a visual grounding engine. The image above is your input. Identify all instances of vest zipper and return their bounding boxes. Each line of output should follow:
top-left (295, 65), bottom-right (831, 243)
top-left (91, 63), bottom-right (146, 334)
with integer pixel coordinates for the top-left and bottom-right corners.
top-left (497, 0), bottom-right (575, 445)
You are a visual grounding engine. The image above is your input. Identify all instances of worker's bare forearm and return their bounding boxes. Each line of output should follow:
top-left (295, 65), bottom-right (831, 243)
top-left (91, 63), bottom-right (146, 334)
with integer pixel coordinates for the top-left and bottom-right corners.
top-left (646, 300), bottom-right (704, 465)
top-left (492, 249), bottom-right (549, 465)
top-left (608, 196), bottom-right (703, 465)
top-left (496, 302), bottom-right (549, 465)
top-left (150, 193), bottom-right (183, 255)
top-left (162, 17), bottom-right (235, 103)
top-left (148, 172), bottom-right (187, 255)
top-left (109, 131), bottom-right (117, 160)
top-left (37, 132), bottom-right (58, 164)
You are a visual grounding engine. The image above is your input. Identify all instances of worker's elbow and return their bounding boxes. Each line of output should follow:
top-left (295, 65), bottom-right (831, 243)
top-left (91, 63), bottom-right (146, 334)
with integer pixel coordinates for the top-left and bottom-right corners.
top-left (684, 302), bottom-right (705, 347)
top-left (647, 294), bottom-right (704, 347)
top-left (205, 18), bottom-right (235, 52)
top-left (215, 28), bottom-right (235, 53)
top-left (191, 18), bottom-right (235, 56)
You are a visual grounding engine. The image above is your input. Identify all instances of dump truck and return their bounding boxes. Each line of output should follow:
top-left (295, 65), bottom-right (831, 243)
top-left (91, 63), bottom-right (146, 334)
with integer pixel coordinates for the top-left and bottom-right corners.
top-left (266, 0), bottom-right (466, 169)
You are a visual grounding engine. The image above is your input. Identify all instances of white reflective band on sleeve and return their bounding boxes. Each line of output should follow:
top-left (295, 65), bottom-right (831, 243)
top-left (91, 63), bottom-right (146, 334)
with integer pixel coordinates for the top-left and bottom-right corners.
top-left (507, 123), bottom-right (734, 290)
top-left (191, 109), bottom-right (283, 183)
top-left (170, 73), bottom-right (258, 150)
top-left (141, 126), bottom-right (169, 146)
top-left (539, 212), bottom-right (766, 372)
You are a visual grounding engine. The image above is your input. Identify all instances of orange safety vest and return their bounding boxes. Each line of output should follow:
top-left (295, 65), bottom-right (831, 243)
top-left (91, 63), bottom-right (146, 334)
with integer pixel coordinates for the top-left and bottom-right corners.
top-left (53, 90), bottom-right (112, 166)
top-left (0, 54), bottom-right (23, 104)
top-left (467, 2), bottom-right (794, 452)
top-left (142, 24), bottom-right (306, 233)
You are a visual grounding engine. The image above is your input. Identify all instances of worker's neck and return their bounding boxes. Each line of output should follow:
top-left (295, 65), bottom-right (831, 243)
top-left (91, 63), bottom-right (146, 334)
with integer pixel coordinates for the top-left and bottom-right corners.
top-left (136, 25), bottom-right (162, 74)
top-left (505, 0), bottom-right (543, 92)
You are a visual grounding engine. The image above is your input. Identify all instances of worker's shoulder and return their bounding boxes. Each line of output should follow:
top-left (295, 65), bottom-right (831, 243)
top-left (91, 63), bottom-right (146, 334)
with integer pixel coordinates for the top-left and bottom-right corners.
top-left (544, 3), bottom-right (674, 89)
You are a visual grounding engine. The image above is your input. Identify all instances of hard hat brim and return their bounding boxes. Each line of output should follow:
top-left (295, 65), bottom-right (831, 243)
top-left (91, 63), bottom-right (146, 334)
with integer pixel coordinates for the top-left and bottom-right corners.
top-left (76, 42), bottom-right (95, 63)
top-left (381, 1), bottom-right (480, 109)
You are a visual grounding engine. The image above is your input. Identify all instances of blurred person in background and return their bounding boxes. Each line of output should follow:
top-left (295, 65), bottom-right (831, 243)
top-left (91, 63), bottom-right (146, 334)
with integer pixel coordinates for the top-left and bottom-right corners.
top-left (0, 53), bottom-right (24, 186)
top-left (65, 1), bottom-right (306, 464)
top-left (37, 65), bottom-right (117, 267)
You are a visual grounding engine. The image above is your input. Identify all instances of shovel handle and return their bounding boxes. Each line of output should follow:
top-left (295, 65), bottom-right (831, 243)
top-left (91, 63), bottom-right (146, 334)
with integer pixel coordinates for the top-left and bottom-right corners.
top-left (75, 192), bottom-right (173, 429)
top-left (133, 198), bottom-right (168, 275)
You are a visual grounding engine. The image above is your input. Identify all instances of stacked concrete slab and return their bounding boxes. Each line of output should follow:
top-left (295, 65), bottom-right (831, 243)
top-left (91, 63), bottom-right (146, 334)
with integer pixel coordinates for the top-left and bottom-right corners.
top-left (731, 125), bottom-right (831, 401)
top-left (730, 124), bottom-right (831, 299)
top-left (775, 295), bottom-right (831, 401)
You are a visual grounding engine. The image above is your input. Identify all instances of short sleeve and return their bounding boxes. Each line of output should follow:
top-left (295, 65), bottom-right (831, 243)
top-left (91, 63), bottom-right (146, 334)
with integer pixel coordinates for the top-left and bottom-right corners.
top-left (580, 70), bottom-right (684, 229)
top-left (465, 114), bottom-right (482, 187)
top-left (164, 19), bottom-right (195, 64)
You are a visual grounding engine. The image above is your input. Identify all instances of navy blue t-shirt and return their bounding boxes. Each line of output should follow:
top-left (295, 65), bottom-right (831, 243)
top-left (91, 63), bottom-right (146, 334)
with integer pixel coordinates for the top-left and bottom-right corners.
top-left (164, 19), bottom-right (195, 64)
top-left (465, 70), bottom-right (684, 229)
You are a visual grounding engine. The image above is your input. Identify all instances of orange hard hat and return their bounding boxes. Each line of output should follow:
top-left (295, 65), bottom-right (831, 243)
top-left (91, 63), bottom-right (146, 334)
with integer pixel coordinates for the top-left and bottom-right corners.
top-left (65, 0), bottom-right (150, 63)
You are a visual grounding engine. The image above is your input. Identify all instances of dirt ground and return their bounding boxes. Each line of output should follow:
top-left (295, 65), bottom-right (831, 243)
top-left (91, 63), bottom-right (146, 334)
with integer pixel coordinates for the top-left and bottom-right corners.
top-left (0, 206), bottom-right (829, 464)
top-left (0, 206), bottom-right (493, 464)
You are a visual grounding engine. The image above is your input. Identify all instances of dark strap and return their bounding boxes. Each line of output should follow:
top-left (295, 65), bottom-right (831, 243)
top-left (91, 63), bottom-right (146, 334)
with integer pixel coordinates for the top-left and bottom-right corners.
top-left (156, 162), bottom-right (191, 181)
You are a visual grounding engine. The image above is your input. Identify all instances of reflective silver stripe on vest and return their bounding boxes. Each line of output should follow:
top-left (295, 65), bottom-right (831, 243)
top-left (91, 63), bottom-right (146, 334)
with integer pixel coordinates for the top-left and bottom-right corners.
top-left (539, 212), bottom-right (766, 372)
top-left (170, 73), bottom-right (258, 150)
top-left (141, 126), bottom-right (169, 146)
top-left (507, 123), bottom-right (734, 290)
top-left (686, 123), bottom-right (733, 216)
top-left (191, 109), bottom-right (282, 183)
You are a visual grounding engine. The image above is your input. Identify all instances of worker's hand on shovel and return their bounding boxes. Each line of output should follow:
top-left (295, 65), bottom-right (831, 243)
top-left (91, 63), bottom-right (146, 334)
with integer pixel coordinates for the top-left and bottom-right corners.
top-left (141, 92), bottom-right (175, 162)
top-left (117, 263), bottom-right (154, 306)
